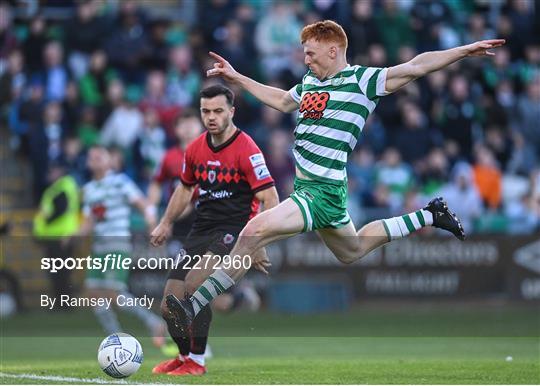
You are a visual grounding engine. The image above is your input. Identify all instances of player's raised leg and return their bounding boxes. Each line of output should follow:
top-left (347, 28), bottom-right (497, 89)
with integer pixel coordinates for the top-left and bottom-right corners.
top-left (317, 220), bottom-right (387, 264)
top-left (319, 197), bottom-right (465, 264)
top-left (166, 198), bottom-right (304, 333)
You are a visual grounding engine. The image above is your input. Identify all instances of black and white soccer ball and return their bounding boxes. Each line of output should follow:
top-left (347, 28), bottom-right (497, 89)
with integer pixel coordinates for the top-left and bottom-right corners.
top-left (97, 333), bottom-right (143, 378)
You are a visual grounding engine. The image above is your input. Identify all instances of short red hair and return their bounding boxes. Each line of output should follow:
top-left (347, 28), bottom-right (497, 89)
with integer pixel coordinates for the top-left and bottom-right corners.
top-left (300, 20), bottom-right (348, 49)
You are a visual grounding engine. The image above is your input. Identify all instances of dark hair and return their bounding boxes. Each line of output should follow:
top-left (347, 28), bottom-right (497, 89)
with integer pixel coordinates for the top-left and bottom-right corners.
top-left (200, 84), bottom-right (235, 106)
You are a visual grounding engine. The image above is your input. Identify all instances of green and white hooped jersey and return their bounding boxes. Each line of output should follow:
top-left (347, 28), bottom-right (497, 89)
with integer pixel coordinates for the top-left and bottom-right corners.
top-left (288, 64), bottom-right (389, 185)
top-left (82, 171), bottom-right (143, 253)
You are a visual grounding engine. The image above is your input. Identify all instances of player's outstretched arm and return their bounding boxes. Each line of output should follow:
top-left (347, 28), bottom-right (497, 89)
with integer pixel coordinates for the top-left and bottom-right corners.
top-left (150, 183), bottom-right (195, 246)
top-left (385, 39), bottom-right (506, 93)
top-left (207, 51), bottom-right (298, 113)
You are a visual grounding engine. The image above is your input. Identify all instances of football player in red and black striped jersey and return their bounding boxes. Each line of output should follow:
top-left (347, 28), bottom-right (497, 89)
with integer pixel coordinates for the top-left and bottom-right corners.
top-left (150, 85), bottom-right (279, 376)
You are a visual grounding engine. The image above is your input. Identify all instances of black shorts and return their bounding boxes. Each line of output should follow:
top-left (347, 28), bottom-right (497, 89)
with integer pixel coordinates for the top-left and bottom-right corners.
top-left (171, 210), bottom-right (198, 239)
top-left (167, 227), bottom-right (242, 281)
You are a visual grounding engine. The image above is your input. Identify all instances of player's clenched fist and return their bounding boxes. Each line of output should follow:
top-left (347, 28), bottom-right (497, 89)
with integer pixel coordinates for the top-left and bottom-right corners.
top-left (206, 51), bottom-right (240, 83)
top-left (150, 221), bottom-right (172, 247)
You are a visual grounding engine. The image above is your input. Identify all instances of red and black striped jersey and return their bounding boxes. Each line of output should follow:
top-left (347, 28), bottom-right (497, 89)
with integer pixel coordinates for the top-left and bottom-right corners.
top-left (180, 129), bottom-right (274, 230)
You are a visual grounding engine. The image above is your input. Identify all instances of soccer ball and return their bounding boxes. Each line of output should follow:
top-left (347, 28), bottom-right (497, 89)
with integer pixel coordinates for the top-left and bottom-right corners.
top-left (97, 333), bottom-right (143, 378)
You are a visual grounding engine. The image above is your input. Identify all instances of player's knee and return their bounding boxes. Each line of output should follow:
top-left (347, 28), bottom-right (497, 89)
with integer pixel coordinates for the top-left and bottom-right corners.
top-left (240, 217), bottom-right (268, 239)
top-left (335, 253), bottom-right (356, 265)
top-left (335, 245), bottom-right (364, 264)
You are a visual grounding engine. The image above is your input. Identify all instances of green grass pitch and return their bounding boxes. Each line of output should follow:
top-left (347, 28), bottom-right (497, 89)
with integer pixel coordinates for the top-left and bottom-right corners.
top-left (1, 303), bottom-right (539, 384)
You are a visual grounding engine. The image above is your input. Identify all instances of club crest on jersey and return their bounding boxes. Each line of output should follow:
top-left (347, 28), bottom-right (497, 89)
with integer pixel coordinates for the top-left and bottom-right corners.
top-left (331, 77), bottom-right (344, 86)
top-left (208, 169), bottom-right (216, 183)
top-left (299, 91), bottom-right (330, 120)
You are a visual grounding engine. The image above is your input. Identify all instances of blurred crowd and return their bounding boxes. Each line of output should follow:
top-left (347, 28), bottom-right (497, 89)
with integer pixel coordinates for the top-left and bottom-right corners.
top-left (1, 0), bottom-right (539, 234)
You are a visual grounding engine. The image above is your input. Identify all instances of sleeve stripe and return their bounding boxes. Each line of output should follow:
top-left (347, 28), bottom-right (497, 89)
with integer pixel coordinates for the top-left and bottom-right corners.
top-left (376, 67), bottom-right (390, 96)
top-left (289, 85), bottom-right (301, 103)
top-left (252, 181), bottom-right (275, 193)
top-left (358, 67), bottom-right (377, 95)
top-left (179, 176), bottom-right (197, 187)
top-left (367, 69), bottom-right (381, 99)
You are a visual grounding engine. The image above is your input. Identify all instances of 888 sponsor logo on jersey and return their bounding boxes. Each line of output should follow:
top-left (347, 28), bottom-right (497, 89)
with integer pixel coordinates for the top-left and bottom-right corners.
top-left (299, 92), bottom-right (330, 120)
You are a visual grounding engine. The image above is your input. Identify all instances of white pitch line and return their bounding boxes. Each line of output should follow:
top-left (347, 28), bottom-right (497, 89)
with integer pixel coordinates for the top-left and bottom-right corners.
top-left (0, 372), bottom-right (143, 384)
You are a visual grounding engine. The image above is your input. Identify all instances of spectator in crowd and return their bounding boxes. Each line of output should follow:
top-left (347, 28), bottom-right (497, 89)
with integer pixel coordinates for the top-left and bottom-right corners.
top-left (233, 3), bottom-right (258, 66)
top-left (148, 109), bottom-right (203, 212)
top-left (133, 108), bottom-right (166, 187)
top-left (166, 45), bottom-right (201, 109)
top-left (104, 0), bottom-right (148, 83)
top-left (251, 105), bottom-right (285, 152)
top-left (410, 0), bottom-right (452, 52)
top-left (42, 41), bottom-right (69, 102)
top-left (29, 102), bottom-right (65, 201)
top-left (508, 0), bottom-right (536, 59)
top-left (140, 69), bottom-right (180, 135)
top-left (61, 81), bottom-right (81, 134)
top-left (143, 19), bottom-right (170, 71)
top-left (198, 0), bottom-right (237, 52)
top-left (503, 167), bottom-right (540, 234)
top-left (504, 191), bottom-right (540, 234)
top-left (254, 1), bottom-right (302, 79)
top-left (76, 106), bottom-right (100, 149)
top-left (473, 145), bottom-right (502, 210)
top-left (483, 125), bottom-right (513, 170)
top-left (422, 70), bottom-right (448, 121)
top-left (439, 74), bottom-right (477, 160)
top-left (265, 129), bottom-right (295, 199)
top-left (507, 131), bottom-right (538, 176)
top-left (419, 148), bottom-right (449, 196)
top-left (61, 135), bottom-right (86, 185)
top-left (516, 41), bottom-right (540, 87)
top-left (79, 50), bottom-right (117, 108)
top-left (514, 75), bottom-right (540, 168)
top-left (347, 0), bottom-right (380, 61)
top-left (100, 78), bottom-right (125, 124)
top-left (64, 0), bottom-right (110, 79)
top-left (482, 46), bottom-right (515, 92)
top-left (33, 161), bottom-right (80, 305)
top-left (439, 162), bottom-right (483, 234)
top-left (374, 0), bottom-right (414, 64)
top-left (465, 13), bottom-right (496, 45)
top-left (100, 85), bottom-right (143, 152)
top-left (375, 148), bottom-right (414, 211)
top-left (348, 147), bottom-right (377, 205)
top-left (21, 14), bottom-right (48, 76)
top-left (0, 49), bottom-right (25, 108)
top-left (219, 20), bottom-right (253, 78)
top-left (15, 80), bottom-right (44, 154)
top-left (391, 100), bottom-right (435, 166)
top-left (308, 0), bottom-right (348, 24)
top-left (0, 1), bottom-right (17, 74)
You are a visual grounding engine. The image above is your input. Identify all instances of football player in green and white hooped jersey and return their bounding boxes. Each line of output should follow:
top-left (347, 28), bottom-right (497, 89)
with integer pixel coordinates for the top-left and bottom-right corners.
top-left (155, 20), bottom-right (505, 326)
top-left (79, 145), bottom-right (165, 345)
